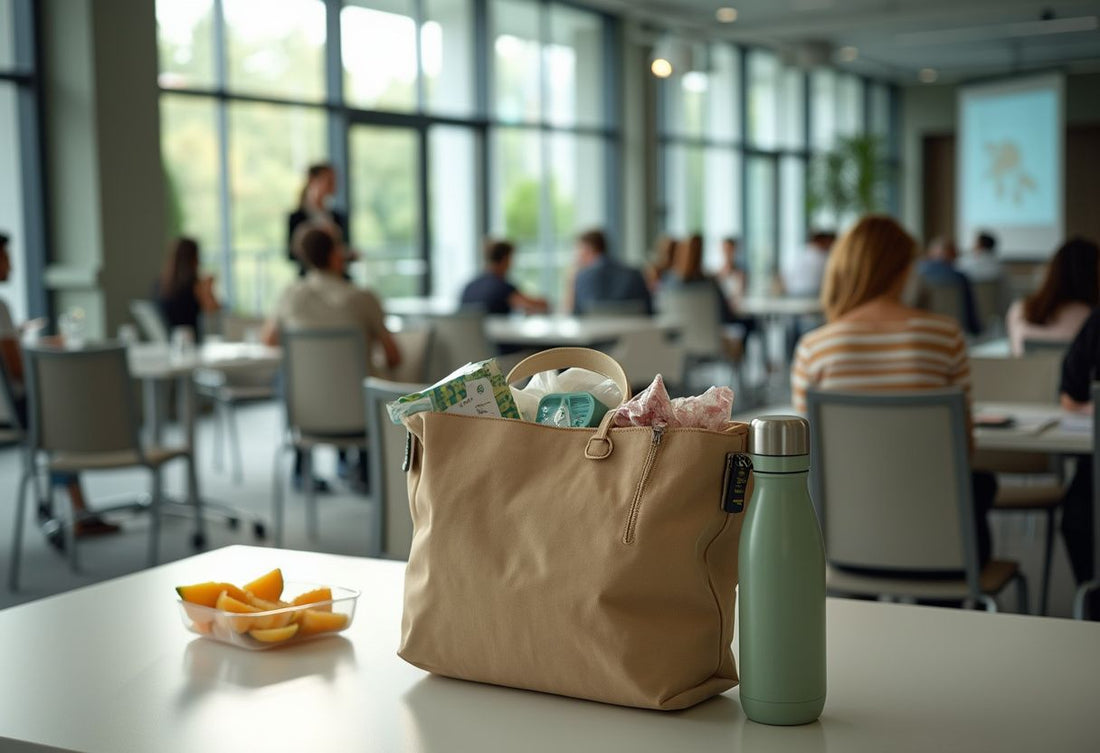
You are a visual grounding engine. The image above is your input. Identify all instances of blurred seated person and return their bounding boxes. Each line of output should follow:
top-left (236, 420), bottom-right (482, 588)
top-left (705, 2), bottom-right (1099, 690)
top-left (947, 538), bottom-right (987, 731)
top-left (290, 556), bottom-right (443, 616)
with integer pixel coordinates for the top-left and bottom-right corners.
top-left (1006, 237), bottom-right (1099, 356)
top-left (155, 237), bottom-right (221, 341)
top-left (0, 233), bottom-right (117, 545)
top-left (792, 215), bottom-right (995, 570)
top-left (715, 236), bottom-right (746, 305)
top-left (664, 234), bottom-right (732, 321)
top-left (571, 229), bottom-right (653, 316)
top-left (460, 239), bottom-right (548, 315)
top-left (262, 225), bottom-right (401, 491)
top-left (782, 230), bottom-right (835, 297)
top-left (916, 237), bottom-right (983, 336)
top-left (957, 230), bottom-right (1002, 283)
top-left (644, 235), bottom-right (677, 293)
top-left (1057, 301), bottom-right (1100, 619)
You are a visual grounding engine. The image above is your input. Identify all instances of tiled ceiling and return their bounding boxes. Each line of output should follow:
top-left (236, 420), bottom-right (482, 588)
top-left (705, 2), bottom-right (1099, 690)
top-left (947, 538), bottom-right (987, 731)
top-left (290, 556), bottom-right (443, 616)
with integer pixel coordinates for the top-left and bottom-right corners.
top-left (591, 0), bottom-right (1100, 83)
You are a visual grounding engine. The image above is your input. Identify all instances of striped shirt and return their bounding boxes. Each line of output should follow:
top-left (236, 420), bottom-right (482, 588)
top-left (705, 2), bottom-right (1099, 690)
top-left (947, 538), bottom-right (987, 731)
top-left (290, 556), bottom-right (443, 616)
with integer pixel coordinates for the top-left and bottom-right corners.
top-left (791, 314), bottom-right (970, 414)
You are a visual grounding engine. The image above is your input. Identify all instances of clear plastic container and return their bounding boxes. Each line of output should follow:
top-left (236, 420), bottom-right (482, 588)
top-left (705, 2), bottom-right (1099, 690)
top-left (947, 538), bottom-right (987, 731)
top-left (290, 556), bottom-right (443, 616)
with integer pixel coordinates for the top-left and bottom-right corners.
top-left (177, 582), bottom-right (359, 651)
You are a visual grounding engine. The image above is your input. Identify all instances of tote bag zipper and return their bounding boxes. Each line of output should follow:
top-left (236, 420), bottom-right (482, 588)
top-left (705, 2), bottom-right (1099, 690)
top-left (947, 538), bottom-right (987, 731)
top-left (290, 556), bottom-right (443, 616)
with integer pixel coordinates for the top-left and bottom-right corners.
top-left (622, 425), bottom-right (665, 544)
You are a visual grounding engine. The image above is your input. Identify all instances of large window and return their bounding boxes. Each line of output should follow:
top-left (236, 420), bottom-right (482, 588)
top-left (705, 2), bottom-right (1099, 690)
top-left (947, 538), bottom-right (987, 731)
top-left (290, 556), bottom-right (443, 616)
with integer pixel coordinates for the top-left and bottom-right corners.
top-left (659, 42), bottom-right (897, 293)
top-left (659, 44), bottom-right (742, 272)
top-left (157, 0), bottom-right (618, 313)
top-left (0, 0), bottom-right (45, 322)
top-left (488, 0), bottom-right (613, 301)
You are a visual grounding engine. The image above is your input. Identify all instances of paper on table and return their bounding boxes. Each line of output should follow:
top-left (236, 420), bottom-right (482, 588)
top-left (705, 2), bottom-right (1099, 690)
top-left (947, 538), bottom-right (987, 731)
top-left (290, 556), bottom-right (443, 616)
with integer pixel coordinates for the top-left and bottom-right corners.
top-left (1059, 413), bottom-right (1094, 434)
top-left (974, 412), bottom-right (1057, 435)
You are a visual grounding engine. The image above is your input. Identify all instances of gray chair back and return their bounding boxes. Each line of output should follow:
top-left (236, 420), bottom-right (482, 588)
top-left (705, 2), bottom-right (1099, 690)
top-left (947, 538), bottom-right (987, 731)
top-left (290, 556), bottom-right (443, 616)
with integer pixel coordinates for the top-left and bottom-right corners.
top-left (970, 355), bottom-right (1061, 474)
top-left (364, 377), bottom-right (426, 560)
top-left (972, 278), bottom-right (1006, 335)
top-left (919, 281), bottom-right (966, 327)
top-left (806, 388), bottom-right (981, 586)
top-left (659, 286), bottom-right (722, 358)
top-left (970, 355), bottom-right (1060, 405)
top-left (389, 328), bottom-right (433, 384)
top-left (611, 327), bottom-right (685, 390)
top-left (130, 300), bottom-right (170, 343)
top-left (585, 299), bottom-right (648, 316)
top-left (422, 312), bottom-right (492, 381)
top-left (281, 328), bottom-right (368, 436)
top-left (24, 345), bottom-right (143, 456)
top-left (1022, 338), bottom-right (1072, 358)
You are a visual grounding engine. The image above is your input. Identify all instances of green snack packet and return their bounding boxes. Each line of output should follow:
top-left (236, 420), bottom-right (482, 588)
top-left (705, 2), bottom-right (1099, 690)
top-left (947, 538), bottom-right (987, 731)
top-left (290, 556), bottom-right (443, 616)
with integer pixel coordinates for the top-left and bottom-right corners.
top-left (387, 358), bottom-right (521, 424)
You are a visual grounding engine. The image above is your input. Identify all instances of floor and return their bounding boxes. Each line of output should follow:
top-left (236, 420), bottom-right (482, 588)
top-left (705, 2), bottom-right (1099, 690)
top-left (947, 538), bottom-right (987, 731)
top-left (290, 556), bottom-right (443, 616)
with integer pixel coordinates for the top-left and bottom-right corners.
top-left (0, 380), bottom-right (1086, 619)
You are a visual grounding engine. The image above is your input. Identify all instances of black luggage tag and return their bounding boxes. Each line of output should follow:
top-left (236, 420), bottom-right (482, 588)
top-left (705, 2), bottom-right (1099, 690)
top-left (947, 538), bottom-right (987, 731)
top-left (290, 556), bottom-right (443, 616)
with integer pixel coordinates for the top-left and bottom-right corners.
top-left (721, 453), bottom-right (752, 513)
top-left (402, 431), bottom-right (415, 472)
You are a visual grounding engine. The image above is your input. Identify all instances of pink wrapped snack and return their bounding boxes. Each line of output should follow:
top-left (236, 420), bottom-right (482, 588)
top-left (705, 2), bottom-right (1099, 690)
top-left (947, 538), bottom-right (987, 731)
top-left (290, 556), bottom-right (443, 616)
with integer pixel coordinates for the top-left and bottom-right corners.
top-left (613, 375), bottom-right (735, 431)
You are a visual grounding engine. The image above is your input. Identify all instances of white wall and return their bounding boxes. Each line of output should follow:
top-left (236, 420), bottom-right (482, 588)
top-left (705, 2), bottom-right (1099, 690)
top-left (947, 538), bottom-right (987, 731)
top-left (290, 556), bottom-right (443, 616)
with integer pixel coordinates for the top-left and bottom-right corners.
top-left (42, 0), bottom-right (166, 338)
top-left (899, 71), bottom-right (1100, 239)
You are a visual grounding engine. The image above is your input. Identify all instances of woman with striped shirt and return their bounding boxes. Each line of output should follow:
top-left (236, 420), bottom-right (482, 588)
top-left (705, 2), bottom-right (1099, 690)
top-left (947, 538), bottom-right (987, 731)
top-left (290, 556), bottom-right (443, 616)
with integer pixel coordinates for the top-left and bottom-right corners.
top-left (791, 215), bottom-right (994, 567)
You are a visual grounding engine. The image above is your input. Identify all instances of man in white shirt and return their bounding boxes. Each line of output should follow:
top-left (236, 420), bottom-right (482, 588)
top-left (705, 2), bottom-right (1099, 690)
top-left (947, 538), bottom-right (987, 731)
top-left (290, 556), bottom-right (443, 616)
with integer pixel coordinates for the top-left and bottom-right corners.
top-left (782, 231), bottom-right (835, 297)
top-left (262, 225), bottom-right (401, 491)
top-left (957, 230), bottom-right (1003, 283)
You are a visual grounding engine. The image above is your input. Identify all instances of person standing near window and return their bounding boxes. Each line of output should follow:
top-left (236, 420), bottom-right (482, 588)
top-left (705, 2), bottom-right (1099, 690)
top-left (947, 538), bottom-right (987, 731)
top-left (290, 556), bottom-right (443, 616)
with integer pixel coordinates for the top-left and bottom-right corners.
top-left (288, 162), bottom-right (354, 277)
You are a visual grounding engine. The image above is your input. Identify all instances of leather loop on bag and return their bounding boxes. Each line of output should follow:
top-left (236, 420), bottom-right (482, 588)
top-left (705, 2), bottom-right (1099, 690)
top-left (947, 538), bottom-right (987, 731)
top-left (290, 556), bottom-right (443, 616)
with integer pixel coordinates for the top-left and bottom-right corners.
top-left (506, 347), bottom-right (632, 404)
top-left (584, 411), bottom-right (617, 460)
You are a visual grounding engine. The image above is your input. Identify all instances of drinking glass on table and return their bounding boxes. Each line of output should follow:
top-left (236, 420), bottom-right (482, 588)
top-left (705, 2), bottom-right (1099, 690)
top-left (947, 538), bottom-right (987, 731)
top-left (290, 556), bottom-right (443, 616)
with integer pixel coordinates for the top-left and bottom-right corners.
top-left (117, 323), bottom-right (139, 347)
top-left (170, 326), bottom-right (196, 362)
top-left (58, 308), bottom-right (87, 349)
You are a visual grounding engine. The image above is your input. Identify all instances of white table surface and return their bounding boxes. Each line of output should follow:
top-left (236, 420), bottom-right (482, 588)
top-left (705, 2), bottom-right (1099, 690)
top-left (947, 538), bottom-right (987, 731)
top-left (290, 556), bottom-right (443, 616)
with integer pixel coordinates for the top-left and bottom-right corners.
top-left (1, 545), bottom-right (1097, 753)
top-left (738, 296), bottom-right (823, 317)
top-left (485, 314), bottom-right (678, 348)
top-left (127, 341), bottom-right (282, 379)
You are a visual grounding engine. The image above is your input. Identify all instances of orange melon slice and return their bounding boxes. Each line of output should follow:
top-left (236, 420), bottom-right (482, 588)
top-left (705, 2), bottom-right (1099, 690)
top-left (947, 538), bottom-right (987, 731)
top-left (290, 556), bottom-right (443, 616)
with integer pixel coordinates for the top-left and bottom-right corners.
top-left (214, 591), bottom-right (262, 633)
top-left (190, 620), bottom-right (213, 635)
top-left (298, 609), bottom-right (349, 637)
top-left (290, 587), bottom-right (333, 612)
top-left (249, 624), bottom-right (299, 643)
top-left (176, 581), bottom-right (248, 607)
top-left (243, 568), bottom-right (284, 602)
top-left (244, 592), bottom-right (296, 630)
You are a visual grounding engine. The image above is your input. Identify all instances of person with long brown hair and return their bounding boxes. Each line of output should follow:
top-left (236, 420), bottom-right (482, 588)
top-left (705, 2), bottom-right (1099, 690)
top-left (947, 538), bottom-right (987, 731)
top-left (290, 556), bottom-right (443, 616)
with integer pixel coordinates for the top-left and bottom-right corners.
top-left (156, 237), bottom-right (220, 340)
top-left (1006, 237), bottom-right (1100, 355)
top-left (792, 215), bottom-right (996, 569)
top-left (644, 235), bottom-right (677, 292)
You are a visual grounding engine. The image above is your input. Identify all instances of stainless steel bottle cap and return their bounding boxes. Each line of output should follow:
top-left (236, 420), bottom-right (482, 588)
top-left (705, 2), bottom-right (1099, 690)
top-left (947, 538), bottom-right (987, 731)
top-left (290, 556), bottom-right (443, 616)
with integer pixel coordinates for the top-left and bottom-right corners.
top-left (750, 415), bottom-right (810, 456)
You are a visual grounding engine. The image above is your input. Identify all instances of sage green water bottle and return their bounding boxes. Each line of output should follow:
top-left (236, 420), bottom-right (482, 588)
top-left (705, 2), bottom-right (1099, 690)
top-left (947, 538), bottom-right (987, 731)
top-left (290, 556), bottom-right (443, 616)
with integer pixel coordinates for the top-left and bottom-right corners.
top-left (738, 416), bottom-right (826, 725)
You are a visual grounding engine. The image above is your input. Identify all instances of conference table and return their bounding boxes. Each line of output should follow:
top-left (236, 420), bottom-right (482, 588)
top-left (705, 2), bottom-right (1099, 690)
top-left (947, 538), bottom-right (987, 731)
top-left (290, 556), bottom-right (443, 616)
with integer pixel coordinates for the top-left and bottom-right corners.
top-left (0, 545), bottom-right (1096, 753)
top-left (485, 314), bottom-right (679, 349)
top-left (125, 342), bottom-right (282, 542)
top-left (128, 341), bottom-right (282, 444)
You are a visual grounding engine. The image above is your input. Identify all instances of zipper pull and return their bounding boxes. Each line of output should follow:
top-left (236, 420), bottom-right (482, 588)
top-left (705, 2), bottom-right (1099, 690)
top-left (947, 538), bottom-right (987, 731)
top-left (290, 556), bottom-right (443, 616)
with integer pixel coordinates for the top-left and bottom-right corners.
top-left (652, 425), bottom-right (665, 446)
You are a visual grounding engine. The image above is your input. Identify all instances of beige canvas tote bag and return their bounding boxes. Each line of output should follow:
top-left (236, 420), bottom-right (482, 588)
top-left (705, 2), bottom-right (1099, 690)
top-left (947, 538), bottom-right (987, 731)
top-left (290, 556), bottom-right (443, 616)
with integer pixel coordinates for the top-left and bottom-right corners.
top-left (399, 348), bottom-right (750, 710)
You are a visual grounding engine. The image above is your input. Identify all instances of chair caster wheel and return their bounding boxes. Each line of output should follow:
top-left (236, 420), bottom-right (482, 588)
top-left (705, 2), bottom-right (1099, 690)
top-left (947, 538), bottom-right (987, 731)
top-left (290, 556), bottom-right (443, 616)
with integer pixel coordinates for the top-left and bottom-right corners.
top-left (191, 532), bottom-right (207, 549)
top-left (253, 522), bottom-right (267, 541)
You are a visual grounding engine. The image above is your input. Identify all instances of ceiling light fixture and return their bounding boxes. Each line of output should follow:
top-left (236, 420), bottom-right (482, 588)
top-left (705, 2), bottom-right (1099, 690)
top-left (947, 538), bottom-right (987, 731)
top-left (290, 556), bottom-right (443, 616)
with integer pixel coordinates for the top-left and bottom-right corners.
top-left (716, 7), bottom-right (738, 23)
top-left (918, 67), bottom-right (938, 83)
top-left (838, 46), bottom-right (858, 62)
top-left (651, 58), bottom-right (673, 78)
